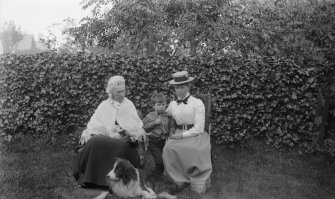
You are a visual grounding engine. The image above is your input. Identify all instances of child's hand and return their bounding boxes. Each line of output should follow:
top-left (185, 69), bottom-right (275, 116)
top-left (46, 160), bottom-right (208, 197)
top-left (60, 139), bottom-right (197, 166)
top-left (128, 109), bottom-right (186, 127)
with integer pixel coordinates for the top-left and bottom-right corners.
top-left (153, 116), bottom-right (162, 125)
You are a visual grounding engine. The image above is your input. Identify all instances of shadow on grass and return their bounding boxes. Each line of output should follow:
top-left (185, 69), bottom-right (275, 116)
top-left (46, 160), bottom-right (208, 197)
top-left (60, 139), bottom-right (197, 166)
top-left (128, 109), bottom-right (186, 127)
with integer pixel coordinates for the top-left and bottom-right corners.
top-left (0, 135), bottom-right (335, 199)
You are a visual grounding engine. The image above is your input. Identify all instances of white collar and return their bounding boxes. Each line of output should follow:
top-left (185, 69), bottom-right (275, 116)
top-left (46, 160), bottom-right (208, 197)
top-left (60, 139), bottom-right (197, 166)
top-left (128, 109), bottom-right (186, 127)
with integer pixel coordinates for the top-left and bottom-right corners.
top-left (109, 98), bottom-right (121, 109)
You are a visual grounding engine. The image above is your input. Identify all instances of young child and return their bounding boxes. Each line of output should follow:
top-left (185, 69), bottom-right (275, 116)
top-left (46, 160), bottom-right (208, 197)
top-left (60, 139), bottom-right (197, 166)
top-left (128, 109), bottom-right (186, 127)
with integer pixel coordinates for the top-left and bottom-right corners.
top-left (143, 93), bottom-right (175, 174)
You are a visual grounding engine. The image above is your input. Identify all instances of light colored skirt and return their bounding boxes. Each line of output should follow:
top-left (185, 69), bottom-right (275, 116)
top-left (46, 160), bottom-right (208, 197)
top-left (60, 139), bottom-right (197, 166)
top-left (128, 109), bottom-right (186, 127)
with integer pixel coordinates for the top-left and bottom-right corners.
top-left (162, 132), bottom-right (212, 193)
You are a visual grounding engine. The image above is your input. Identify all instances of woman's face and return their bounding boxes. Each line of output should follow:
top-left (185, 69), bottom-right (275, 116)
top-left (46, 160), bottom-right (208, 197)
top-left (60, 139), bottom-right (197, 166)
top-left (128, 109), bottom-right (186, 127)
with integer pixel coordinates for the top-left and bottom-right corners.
top-left (174, 83), bottom-right (190, 99)
top-left (111, 86), bottom-right (126, 103)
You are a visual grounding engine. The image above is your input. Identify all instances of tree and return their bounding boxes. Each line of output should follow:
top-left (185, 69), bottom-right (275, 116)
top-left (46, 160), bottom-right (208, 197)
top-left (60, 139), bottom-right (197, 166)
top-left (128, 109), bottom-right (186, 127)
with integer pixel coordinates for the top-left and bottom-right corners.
top-left (39, 28), bottom-right (58, 52)
top-left (16, 35), bottom-right (43, 55)
top-left (68, 0), bottom-right (224, 57)
top-left (0, 21), bottom-right (23, 53)
top-left (68, 0), bottom-right (335, 61)
top-left (39, 18), bottom-right (90, 53)
top-left (236, 0), bottom-right (335, 66)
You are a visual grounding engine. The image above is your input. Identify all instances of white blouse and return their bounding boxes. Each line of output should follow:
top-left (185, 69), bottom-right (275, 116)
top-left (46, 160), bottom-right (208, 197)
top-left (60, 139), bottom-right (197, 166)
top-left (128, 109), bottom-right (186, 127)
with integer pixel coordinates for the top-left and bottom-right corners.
top-left (166, 95), bottom-right (205, 138)
top-left (82, 97), bottom-right (145, 140)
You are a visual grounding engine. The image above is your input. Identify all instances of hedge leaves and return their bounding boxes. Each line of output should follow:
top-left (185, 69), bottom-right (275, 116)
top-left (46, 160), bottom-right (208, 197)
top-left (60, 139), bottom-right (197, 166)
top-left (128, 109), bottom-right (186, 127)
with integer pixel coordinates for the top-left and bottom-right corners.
top-left (0, 53), bottom-right (322, 152)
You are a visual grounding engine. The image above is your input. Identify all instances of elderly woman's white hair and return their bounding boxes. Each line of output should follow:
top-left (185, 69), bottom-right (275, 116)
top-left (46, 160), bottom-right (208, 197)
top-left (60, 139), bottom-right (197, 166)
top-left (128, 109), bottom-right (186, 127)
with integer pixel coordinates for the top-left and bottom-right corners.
top-left (106, 75), bottom-right (125, 98)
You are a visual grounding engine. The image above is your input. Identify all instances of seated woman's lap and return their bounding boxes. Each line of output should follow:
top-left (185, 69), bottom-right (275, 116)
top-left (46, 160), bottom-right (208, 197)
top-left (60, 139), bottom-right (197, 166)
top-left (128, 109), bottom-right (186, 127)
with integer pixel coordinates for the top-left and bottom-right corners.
top-left (165, 133), bottom-right (210, 152)
top-left (85, 135), bottom-right (141, 166)
top-left (75, 135), bottom-right (141, 186)
top-left (163, 133), bottom-right (212, 183)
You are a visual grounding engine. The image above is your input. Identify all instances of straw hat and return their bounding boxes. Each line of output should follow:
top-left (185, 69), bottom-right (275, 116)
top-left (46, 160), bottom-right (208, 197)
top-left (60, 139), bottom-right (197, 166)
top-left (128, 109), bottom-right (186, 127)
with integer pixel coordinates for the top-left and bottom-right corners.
top-left (168, 71), bottom-right (194, 85)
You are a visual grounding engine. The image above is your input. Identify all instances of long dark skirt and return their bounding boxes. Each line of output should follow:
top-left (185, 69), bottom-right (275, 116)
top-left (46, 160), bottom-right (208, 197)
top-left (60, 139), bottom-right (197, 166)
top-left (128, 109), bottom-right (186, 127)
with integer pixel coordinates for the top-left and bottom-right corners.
top-left (72, 135), bottom-right (141, 187)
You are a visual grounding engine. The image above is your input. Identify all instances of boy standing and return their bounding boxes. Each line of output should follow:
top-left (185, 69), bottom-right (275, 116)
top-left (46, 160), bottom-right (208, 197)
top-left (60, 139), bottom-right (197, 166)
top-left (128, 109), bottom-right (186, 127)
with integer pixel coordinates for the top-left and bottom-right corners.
top-left (143, 93), bottom-right (175, 174)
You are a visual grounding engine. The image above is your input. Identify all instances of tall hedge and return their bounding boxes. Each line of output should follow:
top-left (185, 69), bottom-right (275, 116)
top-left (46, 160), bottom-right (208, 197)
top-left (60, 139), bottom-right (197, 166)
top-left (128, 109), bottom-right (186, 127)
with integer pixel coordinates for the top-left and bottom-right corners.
top-left (0, 53), bottom-right (322, 151)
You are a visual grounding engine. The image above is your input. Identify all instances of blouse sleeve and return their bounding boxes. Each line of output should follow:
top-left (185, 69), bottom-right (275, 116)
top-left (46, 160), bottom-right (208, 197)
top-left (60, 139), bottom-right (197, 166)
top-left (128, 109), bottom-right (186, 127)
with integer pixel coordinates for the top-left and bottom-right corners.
top-left (120, 99), bottom-right (144, 131)
top-left (166, 101), bottom-right (173, 115)
top-left (182, 99), bottom-right (205, 138)
top-left (86, 103), bottom-right (109, 136)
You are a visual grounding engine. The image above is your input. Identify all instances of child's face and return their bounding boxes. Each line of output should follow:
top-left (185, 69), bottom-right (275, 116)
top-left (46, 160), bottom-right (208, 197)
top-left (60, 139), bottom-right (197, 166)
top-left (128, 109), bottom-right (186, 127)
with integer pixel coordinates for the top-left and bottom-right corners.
top-left (154, 102), bottom-right (166, 113)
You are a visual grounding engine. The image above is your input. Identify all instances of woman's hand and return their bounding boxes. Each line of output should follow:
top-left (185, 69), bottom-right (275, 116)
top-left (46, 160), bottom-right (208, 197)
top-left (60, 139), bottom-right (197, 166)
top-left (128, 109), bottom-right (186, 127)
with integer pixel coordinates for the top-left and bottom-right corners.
top-left (122, 130), bottom-right (131, 137)
top-left (79, 130), bottom-right (94, 145)
top-left (112, 125), bottom-right (124, 133)
top-left (169, 133), bottom-right (183, 140)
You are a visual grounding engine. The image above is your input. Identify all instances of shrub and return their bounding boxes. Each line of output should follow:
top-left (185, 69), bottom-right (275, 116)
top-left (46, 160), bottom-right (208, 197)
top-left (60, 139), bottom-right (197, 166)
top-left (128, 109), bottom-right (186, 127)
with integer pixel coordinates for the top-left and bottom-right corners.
top-left (0, 53), bottom-right (324, 152)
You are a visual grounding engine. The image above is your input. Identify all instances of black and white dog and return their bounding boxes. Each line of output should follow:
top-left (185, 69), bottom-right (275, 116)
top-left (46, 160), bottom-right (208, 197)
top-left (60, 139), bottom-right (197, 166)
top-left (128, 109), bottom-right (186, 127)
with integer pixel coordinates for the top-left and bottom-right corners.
top-left (94, 158), bottom-right (178, 199)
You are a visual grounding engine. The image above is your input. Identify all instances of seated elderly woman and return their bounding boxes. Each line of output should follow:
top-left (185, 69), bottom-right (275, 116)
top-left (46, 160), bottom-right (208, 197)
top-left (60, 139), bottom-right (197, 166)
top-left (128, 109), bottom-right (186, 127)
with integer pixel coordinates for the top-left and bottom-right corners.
top-left (72, 75), bottom-right (146, 188)
top-left (163, 71), bottom-right (212, 193)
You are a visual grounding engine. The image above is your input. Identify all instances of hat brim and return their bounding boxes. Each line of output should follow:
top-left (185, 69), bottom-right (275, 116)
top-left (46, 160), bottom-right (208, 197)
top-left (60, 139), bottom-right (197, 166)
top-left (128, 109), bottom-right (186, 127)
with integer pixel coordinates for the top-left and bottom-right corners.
top-left (169, 77), bottom-right (194, 85)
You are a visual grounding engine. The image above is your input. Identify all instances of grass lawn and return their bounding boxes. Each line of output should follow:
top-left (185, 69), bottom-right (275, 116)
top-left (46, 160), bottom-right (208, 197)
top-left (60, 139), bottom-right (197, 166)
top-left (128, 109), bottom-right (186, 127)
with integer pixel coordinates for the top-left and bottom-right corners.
top-left (0, 136), bottom-right (335, 199)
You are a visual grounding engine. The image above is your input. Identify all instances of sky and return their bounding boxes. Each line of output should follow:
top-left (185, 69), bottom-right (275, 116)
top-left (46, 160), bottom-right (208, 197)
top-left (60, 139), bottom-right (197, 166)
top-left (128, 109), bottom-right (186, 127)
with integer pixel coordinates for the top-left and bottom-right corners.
top-left (0, 0), bottom-right (90, 37)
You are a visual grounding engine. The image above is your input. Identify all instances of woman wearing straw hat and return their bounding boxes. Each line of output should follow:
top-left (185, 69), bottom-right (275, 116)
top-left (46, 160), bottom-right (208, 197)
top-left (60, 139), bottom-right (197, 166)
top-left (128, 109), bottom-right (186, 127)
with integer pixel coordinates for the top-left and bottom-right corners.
top-left (163, 71), bottom-right (212, 193)
top-left (72, 75), bottom-right (146, 188)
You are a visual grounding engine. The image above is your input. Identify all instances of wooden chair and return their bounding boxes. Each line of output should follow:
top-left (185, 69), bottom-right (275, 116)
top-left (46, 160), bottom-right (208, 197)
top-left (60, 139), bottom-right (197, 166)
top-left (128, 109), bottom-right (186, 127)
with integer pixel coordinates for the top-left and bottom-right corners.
top-left (194, 93), bottom-right (214, 165)
top-left (136, 109), bottom-right (144, 120)
top-left (136, 109), bottom-right (147, 167)
top-left (194, 93), bottom-right (212, 136)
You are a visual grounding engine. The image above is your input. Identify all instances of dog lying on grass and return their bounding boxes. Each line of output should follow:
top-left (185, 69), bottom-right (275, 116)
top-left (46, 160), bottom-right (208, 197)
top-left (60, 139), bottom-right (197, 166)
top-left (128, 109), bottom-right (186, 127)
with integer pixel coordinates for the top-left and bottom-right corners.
top-left (94, 158), bottom-right (178, 199)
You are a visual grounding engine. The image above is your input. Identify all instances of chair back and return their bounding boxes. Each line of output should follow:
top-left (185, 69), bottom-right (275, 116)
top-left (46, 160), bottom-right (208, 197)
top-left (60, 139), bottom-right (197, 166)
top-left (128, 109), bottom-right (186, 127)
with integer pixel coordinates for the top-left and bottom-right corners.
top-left (194, 94), bottom-right (212, 133)
top-left (136, 109), bottom-right (144, 120)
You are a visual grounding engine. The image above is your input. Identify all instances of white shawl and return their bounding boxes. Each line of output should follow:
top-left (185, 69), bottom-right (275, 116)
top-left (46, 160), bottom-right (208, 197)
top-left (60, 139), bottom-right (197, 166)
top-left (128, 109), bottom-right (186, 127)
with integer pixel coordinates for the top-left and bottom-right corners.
top-left (81, 97), bottom-right (145, 142)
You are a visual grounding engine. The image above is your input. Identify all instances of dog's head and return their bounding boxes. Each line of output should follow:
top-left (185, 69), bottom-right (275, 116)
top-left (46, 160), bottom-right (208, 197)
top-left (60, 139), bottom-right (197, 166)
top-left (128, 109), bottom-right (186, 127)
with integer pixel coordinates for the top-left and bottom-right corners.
top-left (106, 158), bottom-right (138, 185)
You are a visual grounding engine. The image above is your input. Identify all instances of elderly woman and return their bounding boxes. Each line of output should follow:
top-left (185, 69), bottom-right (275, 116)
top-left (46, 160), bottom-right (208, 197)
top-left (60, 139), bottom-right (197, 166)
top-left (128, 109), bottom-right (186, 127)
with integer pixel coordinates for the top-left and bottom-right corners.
top-left (163, 71), bottom-right (212, 193)
top-left (73, 75), bottom-right (146, 188)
